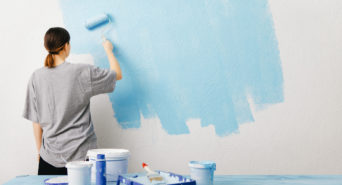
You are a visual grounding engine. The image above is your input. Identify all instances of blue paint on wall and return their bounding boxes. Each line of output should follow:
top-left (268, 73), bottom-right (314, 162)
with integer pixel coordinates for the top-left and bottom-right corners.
top-left (59, 0), bottom-right (284, 136)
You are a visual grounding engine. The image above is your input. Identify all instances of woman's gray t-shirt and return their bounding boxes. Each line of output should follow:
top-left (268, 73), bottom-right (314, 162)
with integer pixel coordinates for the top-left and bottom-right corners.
top-left (22, 61), bottom-right (116, 167)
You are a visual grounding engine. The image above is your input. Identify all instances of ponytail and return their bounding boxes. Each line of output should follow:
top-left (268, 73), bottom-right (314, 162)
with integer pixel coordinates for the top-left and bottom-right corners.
top-left (44, 44), bottom-right (65, 68)
top-left (45, 53), bottom-right (54, 68)
top-left (43, 27), bottom-right (70, 68)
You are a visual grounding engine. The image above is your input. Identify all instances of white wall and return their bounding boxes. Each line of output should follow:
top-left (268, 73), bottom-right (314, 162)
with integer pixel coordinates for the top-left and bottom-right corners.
top-left (1, 0), bottom-right (342, 183)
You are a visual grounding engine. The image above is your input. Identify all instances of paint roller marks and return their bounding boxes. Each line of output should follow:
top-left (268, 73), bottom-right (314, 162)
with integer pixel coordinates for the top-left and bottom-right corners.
top-left (59, 0), bottom-right (283, 136)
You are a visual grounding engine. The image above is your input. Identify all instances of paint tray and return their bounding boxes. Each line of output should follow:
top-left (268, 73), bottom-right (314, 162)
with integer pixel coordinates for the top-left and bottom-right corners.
top-left (116, 171), bottom-right (196, 185)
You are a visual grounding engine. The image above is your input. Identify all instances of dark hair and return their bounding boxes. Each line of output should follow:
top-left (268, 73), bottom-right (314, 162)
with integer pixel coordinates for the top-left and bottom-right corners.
top-left (44, 27), bottom-right (70, 68)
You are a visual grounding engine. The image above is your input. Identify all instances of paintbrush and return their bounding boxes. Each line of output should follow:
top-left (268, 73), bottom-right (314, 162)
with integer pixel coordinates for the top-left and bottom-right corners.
top-left (142, 163), bottom-right (164, 182)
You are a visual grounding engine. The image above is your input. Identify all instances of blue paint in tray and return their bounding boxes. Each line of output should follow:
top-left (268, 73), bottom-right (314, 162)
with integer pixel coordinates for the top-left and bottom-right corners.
top-left (116, 171), bottom-right (196, 185)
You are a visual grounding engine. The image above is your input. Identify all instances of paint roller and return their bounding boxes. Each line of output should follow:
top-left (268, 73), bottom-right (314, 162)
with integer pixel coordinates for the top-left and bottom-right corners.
top-left (85, 14), bottom-right (111, 41)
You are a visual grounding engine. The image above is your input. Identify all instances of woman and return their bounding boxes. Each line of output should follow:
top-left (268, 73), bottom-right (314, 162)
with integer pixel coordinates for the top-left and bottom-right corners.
top-left (22, 27), bottom-right (122, 175)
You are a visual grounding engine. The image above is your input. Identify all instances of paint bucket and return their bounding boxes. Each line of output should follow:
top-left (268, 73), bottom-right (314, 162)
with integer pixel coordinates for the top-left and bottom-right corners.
top-left (188, 161), bottom-right (216, 185)
top-left (66, 161), bottom-right (93, 185)
top-left (87, 149), bottom-right (130, 182)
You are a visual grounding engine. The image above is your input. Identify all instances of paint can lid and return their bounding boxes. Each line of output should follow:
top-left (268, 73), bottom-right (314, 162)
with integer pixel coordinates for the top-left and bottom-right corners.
top-left (65, 161), bottom-right (93, 169)
top-left (87, 148), bottom-right (130, 160)
top-left (188, 161), bottom-right (216, 170)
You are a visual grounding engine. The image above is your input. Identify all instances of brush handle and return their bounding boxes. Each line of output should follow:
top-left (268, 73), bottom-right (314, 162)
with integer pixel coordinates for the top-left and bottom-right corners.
top-left (142, 163), bottom-right (157, 175)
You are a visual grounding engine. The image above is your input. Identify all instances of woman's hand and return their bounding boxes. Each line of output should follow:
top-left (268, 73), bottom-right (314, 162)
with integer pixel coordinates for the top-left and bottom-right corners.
top-left (32, 122), bottom-right (42, 161)
top-left (102, 38), bottom-right (123, 80)
top-left (102, 38), bottom-right (114, 53)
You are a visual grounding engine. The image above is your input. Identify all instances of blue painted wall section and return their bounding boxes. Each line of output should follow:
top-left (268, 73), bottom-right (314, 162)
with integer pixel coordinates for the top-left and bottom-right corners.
top-left (59, 0), bottom-right (284, 136)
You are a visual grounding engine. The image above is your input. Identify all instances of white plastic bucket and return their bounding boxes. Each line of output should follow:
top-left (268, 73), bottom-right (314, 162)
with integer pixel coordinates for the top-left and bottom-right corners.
top-left (189, 161), bottom-right (216, 185)
top-left (66, 161), bottom-right (93, 185)
top-left (87, 148), bottom-right (130, 182)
